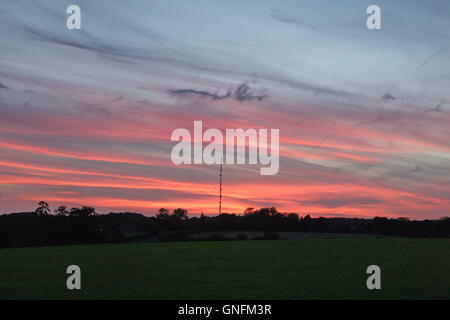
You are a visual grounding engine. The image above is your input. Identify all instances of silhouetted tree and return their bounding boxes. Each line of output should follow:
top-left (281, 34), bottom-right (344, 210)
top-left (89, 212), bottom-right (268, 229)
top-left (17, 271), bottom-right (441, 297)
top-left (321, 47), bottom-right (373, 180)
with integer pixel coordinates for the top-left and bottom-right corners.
top-left (1, 203), bottom-right (449, 248)
top-left (173, 208), bottom-right (188, 220)
top-left (35, 201), bottom-right (50, 216)
top-left (156, 208), bottom-right (170, 218)
top-left (54, 205), bottom-right (68, 216)
top-left (244, 207), bottom-right (255, 215)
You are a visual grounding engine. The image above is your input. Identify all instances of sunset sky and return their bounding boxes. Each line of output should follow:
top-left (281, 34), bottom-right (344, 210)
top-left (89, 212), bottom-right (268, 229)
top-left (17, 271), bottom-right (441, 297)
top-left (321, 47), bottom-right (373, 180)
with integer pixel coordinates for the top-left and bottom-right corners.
top-left (1, 0), bottom-right (449, 219)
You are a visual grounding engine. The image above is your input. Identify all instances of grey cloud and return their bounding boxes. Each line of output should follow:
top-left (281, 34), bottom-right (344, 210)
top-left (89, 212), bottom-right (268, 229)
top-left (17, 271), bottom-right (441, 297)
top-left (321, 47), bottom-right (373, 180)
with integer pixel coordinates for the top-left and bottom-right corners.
top-left (271, 8), bottom-right (305, 26)
top-left (19, 21), bottom-right (244, 77)
top-left (269, 8), bottom-right (356, 38)
top-left (168, 82), bottom-right (268, 102)
top-left (381, 92), bottom-right (396, 101)
top-left (307, 115), bottom-right (385, 154)
top-left (168, 88), bottom-right (231, 100)
top-left (234, 83), bottom-right (268, 102)
top-left (47, 185), bottom-right (216, 202)
top-left (428, 99), bottom-right (444, 112)
top-left (0, 82), bottom-right (10, 89)
top-left (73, 101), bottom-right (112, 115)
top-left (434, 100), bottom-right (444, 111)
top-left (416, 99), bottom-right (445, 118)
top-left (250, 72), bottom-right (351, 97)
top-left (19, 23), bottom-right (168, 66)
top-left (420, 43), bottom-right (450, 67)
top-left (21, 26), bottom-right (132, 58)
top-left (301, 198), bottom-right (383, 209)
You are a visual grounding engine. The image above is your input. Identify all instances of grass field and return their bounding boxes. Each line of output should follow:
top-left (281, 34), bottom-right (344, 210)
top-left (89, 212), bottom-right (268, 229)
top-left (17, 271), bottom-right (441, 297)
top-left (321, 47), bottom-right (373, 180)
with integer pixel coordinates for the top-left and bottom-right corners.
top-left (188, 231), bottom-right (397, 240)
top-left (1, 239), bottom-right (449, 300)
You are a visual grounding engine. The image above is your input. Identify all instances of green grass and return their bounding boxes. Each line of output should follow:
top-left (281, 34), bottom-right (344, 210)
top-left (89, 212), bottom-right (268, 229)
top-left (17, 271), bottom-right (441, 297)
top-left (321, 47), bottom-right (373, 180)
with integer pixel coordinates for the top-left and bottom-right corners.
top-left (189, 231), bottom-right (397, 239)
top-left (1, 239), bottom-right (449, 300)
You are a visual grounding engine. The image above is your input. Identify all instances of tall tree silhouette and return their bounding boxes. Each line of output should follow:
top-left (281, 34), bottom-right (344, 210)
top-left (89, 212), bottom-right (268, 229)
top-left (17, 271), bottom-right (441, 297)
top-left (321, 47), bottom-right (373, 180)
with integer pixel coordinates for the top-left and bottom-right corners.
top-left (35, 201), bottom-right (50, 216)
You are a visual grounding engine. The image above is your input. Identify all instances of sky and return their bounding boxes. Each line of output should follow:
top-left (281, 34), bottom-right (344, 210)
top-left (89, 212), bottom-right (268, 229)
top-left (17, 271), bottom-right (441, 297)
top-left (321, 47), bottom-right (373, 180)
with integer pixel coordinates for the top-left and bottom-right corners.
top-left (0, 0), bottom-right (449, 219)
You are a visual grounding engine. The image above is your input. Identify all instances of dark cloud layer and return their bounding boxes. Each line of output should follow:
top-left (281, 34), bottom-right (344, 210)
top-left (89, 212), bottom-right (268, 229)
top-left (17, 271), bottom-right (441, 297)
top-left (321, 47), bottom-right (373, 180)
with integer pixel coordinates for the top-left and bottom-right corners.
top-left (168, 82), bottom-right (268, 102)
top-left (271, 8), bottom-right (305, 26)
top-left (0, 82), bottom-right (10, 89)
top-left (381, 92), bottom-right (396, 101)
top-left (250, 72), bottom-right (351, 97)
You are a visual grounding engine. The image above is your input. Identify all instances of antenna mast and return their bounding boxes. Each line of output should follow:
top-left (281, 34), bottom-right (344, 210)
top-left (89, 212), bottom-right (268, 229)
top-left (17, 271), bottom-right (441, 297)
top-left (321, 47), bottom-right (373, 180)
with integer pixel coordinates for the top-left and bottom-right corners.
top-left (219, 158), bottom-right (223, 215)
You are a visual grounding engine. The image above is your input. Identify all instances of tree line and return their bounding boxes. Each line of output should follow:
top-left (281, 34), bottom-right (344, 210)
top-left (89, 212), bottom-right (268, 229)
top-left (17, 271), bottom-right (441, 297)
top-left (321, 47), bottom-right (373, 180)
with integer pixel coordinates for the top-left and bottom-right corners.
top-left (0, 201), bottom-right (449, 248)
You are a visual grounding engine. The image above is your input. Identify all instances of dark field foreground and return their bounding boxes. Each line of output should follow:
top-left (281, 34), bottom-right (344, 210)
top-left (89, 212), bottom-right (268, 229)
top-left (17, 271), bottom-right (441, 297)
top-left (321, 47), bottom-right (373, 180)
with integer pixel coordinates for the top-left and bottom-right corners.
top-left (1, 239), bottom-right (449, 299)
